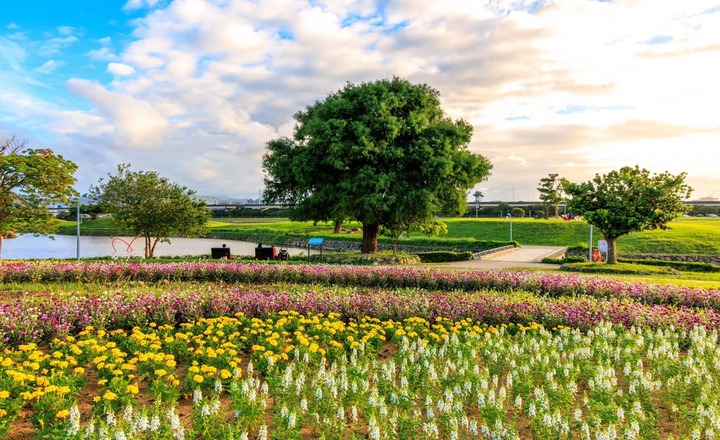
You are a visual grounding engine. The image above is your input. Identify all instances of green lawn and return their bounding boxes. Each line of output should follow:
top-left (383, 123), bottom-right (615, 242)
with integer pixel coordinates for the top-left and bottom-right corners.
top-left (440, 217), bottom-right (720, 255)
top-left (60, 216), bottom-right (720, 255)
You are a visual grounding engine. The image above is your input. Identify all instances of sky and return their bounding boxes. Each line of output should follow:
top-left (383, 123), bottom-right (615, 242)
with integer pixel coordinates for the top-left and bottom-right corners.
top-left (1, 0), bottom-right (719, 203)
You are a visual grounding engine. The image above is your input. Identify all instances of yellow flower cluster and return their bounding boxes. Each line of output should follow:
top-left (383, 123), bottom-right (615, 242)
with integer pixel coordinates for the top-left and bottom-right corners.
top-left (0, 310), bottom-right (546, 437)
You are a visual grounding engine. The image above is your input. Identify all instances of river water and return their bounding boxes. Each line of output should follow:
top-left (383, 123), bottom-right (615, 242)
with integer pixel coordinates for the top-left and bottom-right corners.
top-left (0, 234), bottom-right (307, 260)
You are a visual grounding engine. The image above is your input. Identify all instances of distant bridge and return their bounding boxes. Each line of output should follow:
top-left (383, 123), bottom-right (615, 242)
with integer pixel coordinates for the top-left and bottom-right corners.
top-left (47, 199), bottom-right (720, 215)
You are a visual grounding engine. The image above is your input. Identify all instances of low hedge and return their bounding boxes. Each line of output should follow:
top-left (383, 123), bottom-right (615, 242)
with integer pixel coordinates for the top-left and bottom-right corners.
top-left (541, 256), bottom-right (586, 264)
top-left (617, 258), bottom-right (720, 273)
top-left (415, 251), bottom-right (474, 263)
top-left (560, 262), bottom-right (680, 275)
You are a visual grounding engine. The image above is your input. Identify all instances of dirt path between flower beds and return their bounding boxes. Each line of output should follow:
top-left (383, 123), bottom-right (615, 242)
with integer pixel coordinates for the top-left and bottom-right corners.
top-left (435, 246), bottom-right (566, 270)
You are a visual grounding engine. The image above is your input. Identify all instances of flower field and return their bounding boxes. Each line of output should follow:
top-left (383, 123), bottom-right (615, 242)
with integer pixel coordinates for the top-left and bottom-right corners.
top-left (1, 261), bottom-right (720, 439)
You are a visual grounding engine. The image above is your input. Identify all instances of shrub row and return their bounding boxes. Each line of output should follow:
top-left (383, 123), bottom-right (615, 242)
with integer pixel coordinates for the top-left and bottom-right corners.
top-left (415, 251), bottom-right (474, 263)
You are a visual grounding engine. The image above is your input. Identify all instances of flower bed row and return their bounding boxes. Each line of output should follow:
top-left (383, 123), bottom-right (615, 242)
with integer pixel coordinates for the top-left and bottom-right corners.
top-left (2, 261), bottom-right (719, 311)
top-left (1, 285), bottom-right (718, 346)
top-left (2, 312), bottom-right (718, 439)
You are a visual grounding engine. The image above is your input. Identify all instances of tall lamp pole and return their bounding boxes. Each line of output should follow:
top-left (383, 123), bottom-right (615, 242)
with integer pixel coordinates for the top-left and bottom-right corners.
top-left (76, 196), bottom-right (80, 261)
top-left (506, 213), bottom-right (513, 241)
top-left (76, 193), bottom-right (87, 261)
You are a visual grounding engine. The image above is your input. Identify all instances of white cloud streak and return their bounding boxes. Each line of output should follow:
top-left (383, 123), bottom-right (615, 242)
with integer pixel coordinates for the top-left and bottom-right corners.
top-left (5, 0), bottom-right (720, 199)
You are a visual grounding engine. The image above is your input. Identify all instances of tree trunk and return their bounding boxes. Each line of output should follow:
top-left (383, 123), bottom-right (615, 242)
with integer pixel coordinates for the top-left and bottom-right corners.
top-left (334, 221), bottom-right (342, 234)
top-left (144, 234), bottom-right (152, 259)
top-left (544, 205), bottom-right (549, 220)
top-left (361, 222), bottom-right (379, 254)
top-left (606, 236), bottom-right (618, 264)
top-left (0, 234), bottom-right (3, 260)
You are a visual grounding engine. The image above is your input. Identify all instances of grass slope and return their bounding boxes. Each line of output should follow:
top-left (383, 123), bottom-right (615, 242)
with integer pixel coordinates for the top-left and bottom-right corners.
top-left (60, 217), bottom-right (720, 255)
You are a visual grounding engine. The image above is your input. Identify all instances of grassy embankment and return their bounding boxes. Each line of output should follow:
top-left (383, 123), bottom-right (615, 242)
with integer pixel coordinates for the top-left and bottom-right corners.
top-left (59, 217), bottom-right (720, 255)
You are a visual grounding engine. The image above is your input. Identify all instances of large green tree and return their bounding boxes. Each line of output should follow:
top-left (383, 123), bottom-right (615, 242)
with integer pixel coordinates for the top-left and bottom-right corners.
top-left (263, 77), bottom-right (492, 253)
top-left (0, 135), bottom-right (78, 258)
top-left (90, 164), bottom-right (211, 258)
top-left (562, 166), bottom-right (692, 264)
top-left (537, 173), bottom-right (564, 219)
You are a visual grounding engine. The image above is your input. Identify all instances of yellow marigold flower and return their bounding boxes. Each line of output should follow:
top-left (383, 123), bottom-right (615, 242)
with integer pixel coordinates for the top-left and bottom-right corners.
top-left (189, 366), bottom-right (200, 373)
top-left (155, 369), bottom-right (167, 377)
top-left (193, 375), bottom-right (204, 384)
top-left (93, 396), bottom-right (101, 402)
top-left (220, 369), bottom-right (232, 379)
top-left (126, 384), bottom-right (139, 394)
top-left (0, 409), bottom-right (6, 417)
top-left (0, 391), bottom-right (9, 399)
top-left (103, 390), bottom-right (117, 401)
top-left (57, 386), bottom-right (71, 396)
top-left (308, 343), bottom-right (319, 353)
top-left (98, 379), bottom-right (108, 386)
top-left (55, 409), bottom-right (70, 419)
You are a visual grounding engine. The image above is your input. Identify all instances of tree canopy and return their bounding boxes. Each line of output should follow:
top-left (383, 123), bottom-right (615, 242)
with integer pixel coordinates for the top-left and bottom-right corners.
top-left (0, 135), bottom-right (78, 258)
top-left (90, 164), bottom-right (211, 258)
top-left (562, 166), bottom-right (692, 264)
top-left (537, 173), bottom-right (564, 219)
top-left (262, 77), bottom-right (492, 253)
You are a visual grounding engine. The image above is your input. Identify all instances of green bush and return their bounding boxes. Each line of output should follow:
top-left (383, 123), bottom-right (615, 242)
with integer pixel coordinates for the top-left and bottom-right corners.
top-left (415, 251), bottom-right (474, 263)
top-left (561, 262), bottom-right (680, 275)
top-left (510, 207), bottom-right (526, 218)
top-left (617, 258), bottom-right (720, 273)
top-left (541, 256), bottom-right (586, 264)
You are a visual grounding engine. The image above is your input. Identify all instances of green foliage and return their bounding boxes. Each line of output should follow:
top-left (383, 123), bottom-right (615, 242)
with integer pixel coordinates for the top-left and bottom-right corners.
top-left (90, 164), bottom-right (211, 258)
top-left (563, 166), bottom-right (692, 264)
top-left (561, 262), bottom-right (681, 275)
top-left (510, 207), bottom-right (525, 218)
top-left (0, 136), bottom-right (78, 258)
top-left (415, 251), bottom-right (474, 263)
top-left (541, 256), bottom-right (586, 264)
top-left (262, 77), bottom-right (492, 253)
top-left (617, 258), bottom-right (720, 273)
top-left (537, 173), bottom-right (564, 218)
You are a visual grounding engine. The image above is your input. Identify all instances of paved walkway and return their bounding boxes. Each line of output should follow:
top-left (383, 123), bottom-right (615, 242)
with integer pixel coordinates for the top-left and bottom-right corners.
top-left (439, 246), bottom-right (566, 270)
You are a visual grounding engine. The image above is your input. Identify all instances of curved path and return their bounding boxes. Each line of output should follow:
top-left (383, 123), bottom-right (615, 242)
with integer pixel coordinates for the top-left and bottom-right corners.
top-left (439, 246), bottom-right (566, 270)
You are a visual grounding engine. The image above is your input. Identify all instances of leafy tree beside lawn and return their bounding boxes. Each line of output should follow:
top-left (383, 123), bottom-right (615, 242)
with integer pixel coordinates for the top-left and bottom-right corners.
top-left (262, 77), bottom-right (492, 253)
top-left (90, 164), bottom-right (211, 258)
top-left (562, 166), bottom-right (692, 264)
top-left (537, 173), bottom-right (564, 219)
top-left (0, 135), bottom-right (78, 258)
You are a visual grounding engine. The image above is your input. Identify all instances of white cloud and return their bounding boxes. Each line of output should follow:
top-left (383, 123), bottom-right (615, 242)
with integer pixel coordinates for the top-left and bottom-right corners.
top-left (107, 62), bottom-right (136, 76)
top-left (5, 0), bottom-right (718, 199)
top-left (34, 59), bottom-right (63, 74)
top-left (66, 78), bottom-right (170, 149)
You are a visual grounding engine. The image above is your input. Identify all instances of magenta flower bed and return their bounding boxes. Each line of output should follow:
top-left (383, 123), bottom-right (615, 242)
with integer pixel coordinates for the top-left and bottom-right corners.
top-left (1, 284), bottom-right (718, 346)
top-left (1, 261), bottom-right (719, 310)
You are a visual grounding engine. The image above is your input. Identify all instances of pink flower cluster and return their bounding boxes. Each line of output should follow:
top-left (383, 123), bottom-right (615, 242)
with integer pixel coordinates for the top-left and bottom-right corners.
top-left (1, 261), bottom-right (718, 309)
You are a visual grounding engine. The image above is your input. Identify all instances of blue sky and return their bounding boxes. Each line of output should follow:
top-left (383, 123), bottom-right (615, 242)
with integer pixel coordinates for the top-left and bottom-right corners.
top-left (1, 0), bottom-right (719, 201)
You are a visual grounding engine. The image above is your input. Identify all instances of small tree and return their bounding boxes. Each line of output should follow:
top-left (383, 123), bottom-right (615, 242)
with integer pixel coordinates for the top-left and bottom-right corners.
top-left (90, 164), bottom-right (211, 258)
top-left (511, 207), bottom-right (526, 218)
top-left (562, 166), bottom-right (692, 264)
top-left (537, 173), bottom-right (564, 219)
top-left (0, 135), bottom-right (78, 258)
top-left (263, 77), bottom-right (492, 253)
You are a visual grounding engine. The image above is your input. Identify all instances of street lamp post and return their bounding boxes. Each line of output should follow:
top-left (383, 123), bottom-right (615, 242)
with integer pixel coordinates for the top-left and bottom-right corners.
top-left (76, 196), bottom-right (81, 261)
top-left (76, 193), bottom-right (87, 261)
top-left (506, 214), bottom-right (513, 242)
